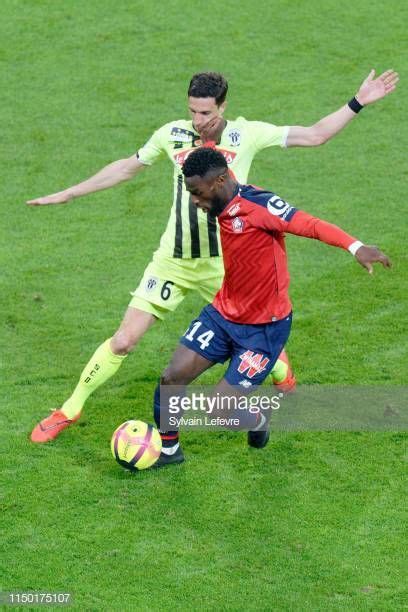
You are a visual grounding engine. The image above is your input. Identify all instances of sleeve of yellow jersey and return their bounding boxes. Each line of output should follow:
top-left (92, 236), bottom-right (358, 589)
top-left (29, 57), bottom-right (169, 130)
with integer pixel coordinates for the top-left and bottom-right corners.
top-left (249, 121), bottom-right (290, 153)
top-left (137, 123), bottom-right (170, 166)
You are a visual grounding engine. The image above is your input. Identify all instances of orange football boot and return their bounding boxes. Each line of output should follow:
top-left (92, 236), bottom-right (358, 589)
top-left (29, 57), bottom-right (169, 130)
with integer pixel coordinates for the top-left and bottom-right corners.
top-left (272, 349), bottom-right (297, 393)
top-left (30, 409), bottom-right (80, 443)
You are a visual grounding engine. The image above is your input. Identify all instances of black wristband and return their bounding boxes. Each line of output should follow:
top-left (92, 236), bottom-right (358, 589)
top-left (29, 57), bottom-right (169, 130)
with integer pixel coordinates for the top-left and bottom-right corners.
top-left (348, 96), bottom-right (364, 114)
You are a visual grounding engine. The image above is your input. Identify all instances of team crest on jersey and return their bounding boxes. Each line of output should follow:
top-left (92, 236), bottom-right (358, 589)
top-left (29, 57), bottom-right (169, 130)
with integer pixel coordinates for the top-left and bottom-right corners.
top-left (227, 203), bottom-right (240, 217)
top-left (173, 147), bottom-right (237, 167)
top-left (145, 276), bottom-right (158, 292)
top-left (232, 217), bottom-right (244, 233)
top-left (238, 351), bottom-right (270, 378)
top-left (227, 129), bottom-right (241, 146)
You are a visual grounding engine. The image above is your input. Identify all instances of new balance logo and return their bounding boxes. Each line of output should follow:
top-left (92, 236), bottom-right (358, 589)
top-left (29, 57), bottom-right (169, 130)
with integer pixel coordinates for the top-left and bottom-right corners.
top-left (85, 363), bottom-right (100, 384)
top-left (239, 379), bottom-right (253, 388)
top-left (238, 351), bottom-right (270, 378)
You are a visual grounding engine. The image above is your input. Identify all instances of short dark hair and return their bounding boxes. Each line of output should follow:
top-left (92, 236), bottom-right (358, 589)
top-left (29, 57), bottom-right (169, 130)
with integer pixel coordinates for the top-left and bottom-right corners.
top-left (182, 147), bottom-right (228, 178)
top-left (188, 72), bottom-right (228, 105)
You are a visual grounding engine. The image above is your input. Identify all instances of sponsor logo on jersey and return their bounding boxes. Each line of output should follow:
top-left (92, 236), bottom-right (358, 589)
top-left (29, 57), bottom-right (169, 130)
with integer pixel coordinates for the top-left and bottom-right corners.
top-left (220, 149), bottom-right (237, 165)
top-left (174, 150), bottom-right (193, 166)
top-left (227, 129), bottom-right (241, 146)
top-left (238, 350), bottom-right (270, 378)
top-left (145, 276), bottom-right (158, 292)
top-left (267, 195), bottom-right (294, 219)
top-left (232, 217), bottom-right (244, 233)
top-left (173, 147), bottom-right (237, 167)
top-left (170, 127), bottom-right (195, 143)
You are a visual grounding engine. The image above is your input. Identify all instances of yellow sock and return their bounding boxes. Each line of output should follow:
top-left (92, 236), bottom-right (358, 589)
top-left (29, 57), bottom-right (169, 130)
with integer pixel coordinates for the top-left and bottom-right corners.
top-left (271, 358), bottom-right (288, 383)
top-left (61, 339), bottom-right (126, 418)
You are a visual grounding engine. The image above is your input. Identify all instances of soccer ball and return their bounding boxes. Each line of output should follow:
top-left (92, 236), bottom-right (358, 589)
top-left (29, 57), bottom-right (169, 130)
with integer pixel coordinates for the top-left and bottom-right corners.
top-left (111, 420), bottom-right (162, 471)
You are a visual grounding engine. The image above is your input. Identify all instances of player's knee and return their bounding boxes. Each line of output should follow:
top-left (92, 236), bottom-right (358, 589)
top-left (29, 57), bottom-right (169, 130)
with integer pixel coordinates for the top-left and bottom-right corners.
top-left (110, 330), bottom-right (137, 355)
top-left (160, 367), bottom-right (186, 386)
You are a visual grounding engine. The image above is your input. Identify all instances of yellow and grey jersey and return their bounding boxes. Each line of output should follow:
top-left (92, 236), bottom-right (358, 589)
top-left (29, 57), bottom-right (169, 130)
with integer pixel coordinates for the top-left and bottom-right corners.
top-left (137, 117), bottom-right (288, 259)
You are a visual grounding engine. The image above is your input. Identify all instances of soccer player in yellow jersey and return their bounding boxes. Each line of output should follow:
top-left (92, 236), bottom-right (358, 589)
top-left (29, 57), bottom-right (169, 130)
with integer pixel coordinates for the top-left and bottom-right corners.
top-left (28, 69), bottom-right (398, 442)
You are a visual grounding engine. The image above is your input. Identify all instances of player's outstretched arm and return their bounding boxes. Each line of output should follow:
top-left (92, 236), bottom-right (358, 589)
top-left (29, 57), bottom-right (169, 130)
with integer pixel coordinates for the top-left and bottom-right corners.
top-left (286, 69), bottom-right (399, 147)
top-left (260, 202), bottom-right (392, 274)
top-left (26, 155), bottom-right (146, 206)
top-left (354, 245), bottom-right (392, 274)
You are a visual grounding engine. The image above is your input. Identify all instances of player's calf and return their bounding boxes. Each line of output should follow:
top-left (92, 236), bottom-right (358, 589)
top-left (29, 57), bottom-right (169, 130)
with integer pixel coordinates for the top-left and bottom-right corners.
top-left (153, 383), bottom-right (183, 462)
top-left (152, 345), bottom-right (214, 465)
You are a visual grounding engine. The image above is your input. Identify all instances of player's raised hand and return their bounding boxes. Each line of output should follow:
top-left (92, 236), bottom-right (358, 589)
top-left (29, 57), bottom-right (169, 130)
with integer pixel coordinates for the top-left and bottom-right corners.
top-left (26, 190), bottom-right (74, 206)
top-left (199, 116), bottom-right (225, 145)
top-left (356, 69), bottom-right (399, 106)
top-left (355, 245), bottom-right (391, 274)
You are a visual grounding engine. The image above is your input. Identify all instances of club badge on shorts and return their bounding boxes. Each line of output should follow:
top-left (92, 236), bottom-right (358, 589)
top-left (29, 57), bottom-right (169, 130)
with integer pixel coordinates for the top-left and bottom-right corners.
top-left (145, 277), bottom-right (158, 292)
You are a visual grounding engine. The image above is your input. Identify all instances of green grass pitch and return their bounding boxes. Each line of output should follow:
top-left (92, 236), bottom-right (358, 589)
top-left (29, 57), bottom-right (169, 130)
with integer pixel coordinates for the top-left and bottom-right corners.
top-left (1, 0), bottom-right (407, 609)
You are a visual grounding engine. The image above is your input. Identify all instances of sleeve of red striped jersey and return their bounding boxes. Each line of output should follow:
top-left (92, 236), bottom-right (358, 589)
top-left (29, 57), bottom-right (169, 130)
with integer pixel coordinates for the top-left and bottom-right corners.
top-left (256, 204), bottom-right (359, 251)
top-left (285, 210), bottom-right (359, 251)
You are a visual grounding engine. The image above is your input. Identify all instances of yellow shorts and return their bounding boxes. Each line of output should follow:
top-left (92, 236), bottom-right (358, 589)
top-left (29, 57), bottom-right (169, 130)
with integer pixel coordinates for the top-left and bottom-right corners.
top-left (129, 253), bottom-right (224, 320)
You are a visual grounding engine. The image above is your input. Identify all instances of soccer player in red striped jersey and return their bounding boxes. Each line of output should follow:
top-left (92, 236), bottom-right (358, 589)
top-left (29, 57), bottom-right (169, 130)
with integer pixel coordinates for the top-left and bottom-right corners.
top-left (153, 147), bottom-right (391, 466)
top-left (28, 68), bottom-right (398, 443)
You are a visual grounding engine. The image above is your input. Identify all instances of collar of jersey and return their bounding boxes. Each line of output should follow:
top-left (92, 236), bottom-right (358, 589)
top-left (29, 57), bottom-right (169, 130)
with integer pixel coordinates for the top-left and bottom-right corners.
top-left (218, 183), bottom-right (242, 218)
